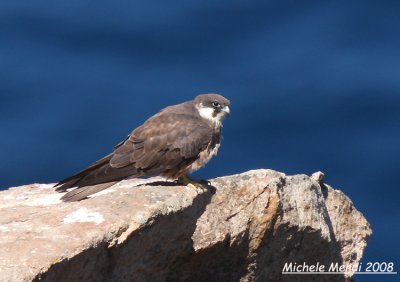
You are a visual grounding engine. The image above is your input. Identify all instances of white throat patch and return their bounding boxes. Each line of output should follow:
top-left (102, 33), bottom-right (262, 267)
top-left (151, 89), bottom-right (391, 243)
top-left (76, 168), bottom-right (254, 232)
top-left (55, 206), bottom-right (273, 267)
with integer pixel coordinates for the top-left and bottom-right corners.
top-left (197, 106), bottom-right (223, 127)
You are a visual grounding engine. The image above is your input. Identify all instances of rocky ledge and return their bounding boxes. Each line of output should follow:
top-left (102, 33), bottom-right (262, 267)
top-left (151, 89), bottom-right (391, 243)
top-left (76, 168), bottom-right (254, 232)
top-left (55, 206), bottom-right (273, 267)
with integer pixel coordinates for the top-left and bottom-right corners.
top-left (0, 169), bottom-right (371, 282)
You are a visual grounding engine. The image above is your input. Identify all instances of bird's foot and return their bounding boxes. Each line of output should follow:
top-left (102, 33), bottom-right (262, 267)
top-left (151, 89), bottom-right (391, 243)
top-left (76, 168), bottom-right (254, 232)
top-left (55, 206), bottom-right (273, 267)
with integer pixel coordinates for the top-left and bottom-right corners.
top-left (176, 175), bottom-right (210, 191)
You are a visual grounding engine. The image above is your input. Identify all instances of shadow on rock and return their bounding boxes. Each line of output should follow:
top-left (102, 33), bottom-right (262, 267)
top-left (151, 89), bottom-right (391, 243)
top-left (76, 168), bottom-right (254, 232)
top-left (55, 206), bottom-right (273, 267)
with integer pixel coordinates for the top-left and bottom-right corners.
top-left (34, 187), bottom-right (215, 282)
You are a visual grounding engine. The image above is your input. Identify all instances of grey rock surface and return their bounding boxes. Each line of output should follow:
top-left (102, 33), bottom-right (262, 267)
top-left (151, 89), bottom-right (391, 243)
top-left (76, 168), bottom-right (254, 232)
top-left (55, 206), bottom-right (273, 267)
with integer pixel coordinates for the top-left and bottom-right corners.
top-left (0, 169), bottom-right (371, 282)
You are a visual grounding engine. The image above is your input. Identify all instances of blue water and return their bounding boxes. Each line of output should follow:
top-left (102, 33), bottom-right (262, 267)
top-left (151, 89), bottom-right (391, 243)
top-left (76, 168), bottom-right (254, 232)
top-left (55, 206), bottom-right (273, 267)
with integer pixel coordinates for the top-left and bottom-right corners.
top-left (1, 1), bottom-right (399, 281)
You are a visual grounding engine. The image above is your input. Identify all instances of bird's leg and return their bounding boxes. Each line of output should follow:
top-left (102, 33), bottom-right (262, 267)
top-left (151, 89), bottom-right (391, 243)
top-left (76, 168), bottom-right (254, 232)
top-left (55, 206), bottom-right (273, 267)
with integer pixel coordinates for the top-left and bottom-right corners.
top-left (176, 175), bottom-right (210, 191)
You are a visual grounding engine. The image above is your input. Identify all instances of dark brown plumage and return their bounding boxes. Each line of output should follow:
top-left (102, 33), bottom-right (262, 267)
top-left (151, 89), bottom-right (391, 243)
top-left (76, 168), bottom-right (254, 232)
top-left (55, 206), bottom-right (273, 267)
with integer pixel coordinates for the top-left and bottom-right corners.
top-left (55, 94), bottom-right (230, 201)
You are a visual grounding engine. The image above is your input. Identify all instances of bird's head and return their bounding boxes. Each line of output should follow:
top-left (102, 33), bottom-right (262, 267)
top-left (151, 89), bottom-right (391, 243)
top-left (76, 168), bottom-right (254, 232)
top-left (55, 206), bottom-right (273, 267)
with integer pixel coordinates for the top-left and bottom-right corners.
top-left (194, 93), bottom-right (230, 127)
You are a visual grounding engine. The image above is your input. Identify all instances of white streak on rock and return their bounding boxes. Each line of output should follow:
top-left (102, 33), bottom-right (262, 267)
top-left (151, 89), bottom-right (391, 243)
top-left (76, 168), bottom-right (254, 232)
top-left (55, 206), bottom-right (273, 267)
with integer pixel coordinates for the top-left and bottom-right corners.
top-left (63, 208), bottom-right (104, 225)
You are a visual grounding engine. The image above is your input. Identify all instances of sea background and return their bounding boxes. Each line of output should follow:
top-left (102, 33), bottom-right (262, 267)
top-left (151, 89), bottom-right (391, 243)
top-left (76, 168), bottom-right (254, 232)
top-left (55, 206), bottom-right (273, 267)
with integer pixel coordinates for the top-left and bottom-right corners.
top-left (0, 1), bottom-right (399, 281)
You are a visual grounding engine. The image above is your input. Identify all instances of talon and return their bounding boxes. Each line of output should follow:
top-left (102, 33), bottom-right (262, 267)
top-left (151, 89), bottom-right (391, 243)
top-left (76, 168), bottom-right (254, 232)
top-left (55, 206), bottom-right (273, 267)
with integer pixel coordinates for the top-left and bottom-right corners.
top-left (176, 175), bottom-right (209, 191)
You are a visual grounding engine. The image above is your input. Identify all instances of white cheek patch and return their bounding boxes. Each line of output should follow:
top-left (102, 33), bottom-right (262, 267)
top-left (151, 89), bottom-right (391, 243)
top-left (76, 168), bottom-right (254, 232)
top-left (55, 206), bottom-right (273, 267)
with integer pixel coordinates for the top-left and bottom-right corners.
top-left (197, 104), bottom-right (227, 127)
top-left (198, 107), bottom-right (215, 121)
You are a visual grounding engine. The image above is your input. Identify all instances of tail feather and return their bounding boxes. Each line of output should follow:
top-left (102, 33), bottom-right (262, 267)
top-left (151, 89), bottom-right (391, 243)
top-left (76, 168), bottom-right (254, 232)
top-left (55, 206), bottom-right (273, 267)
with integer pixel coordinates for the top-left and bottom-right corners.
top-left (55, 153), bottom-right (141, 201)
top-left (54, 154), bottom-right (113, 189)
top-left (60, 182), bottom-right (117, 202)
top-left (55, 179), bottom-right (80, 192)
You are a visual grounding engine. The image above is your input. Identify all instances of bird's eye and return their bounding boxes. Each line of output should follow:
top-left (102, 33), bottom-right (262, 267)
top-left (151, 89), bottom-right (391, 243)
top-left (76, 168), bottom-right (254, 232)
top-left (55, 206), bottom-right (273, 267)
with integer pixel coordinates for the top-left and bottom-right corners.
top-left (212, 101), bottom-right (221, 108)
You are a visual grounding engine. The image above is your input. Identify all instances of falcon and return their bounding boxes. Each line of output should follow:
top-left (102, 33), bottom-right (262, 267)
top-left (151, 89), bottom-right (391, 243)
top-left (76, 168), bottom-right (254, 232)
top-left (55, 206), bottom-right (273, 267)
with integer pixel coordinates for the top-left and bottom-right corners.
top-left (55, 94), bottom-right (230, 201)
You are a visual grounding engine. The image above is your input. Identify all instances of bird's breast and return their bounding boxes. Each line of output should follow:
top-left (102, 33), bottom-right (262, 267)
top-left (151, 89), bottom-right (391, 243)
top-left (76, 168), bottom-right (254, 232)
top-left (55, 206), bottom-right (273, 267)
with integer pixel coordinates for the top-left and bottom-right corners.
top-left (189, 142), bottom-right (221, 173)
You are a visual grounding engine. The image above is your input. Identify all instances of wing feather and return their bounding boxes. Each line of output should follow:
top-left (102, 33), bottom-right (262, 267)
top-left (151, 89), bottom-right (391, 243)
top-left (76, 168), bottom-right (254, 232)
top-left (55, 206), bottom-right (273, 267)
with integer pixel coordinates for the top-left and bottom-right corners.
top-left (110, 112), bottom-right (213, 174)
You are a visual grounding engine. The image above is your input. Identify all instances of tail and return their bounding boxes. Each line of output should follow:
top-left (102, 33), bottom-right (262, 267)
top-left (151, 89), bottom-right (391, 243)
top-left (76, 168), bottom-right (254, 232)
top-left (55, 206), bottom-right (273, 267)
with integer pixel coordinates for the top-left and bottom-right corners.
top-left (54, 154), bottom-right (114, 192)
top-left (60, 181), bottom-right (117, 202)
top-left (55, 153), bottom-right (141, 201)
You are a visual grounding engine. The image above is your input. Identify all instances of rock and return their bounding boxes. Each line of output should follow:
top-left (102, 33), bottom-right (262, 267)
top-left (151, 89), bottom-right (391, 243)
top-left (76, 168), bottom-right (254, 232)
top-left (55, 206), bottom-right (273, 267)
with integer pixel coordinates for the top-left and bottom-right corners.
top-left (0, 169), bottom-right (371, 282)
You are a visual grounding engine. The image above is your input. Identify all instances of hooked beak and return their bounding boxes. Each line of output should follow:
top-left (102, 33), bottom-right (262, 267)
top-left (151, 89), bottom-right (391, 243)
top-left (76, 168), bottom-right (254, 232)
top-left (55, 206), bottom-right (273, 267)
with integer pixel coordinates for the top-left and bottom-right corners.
top-left (222, 106), bottom-right (230, 116)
